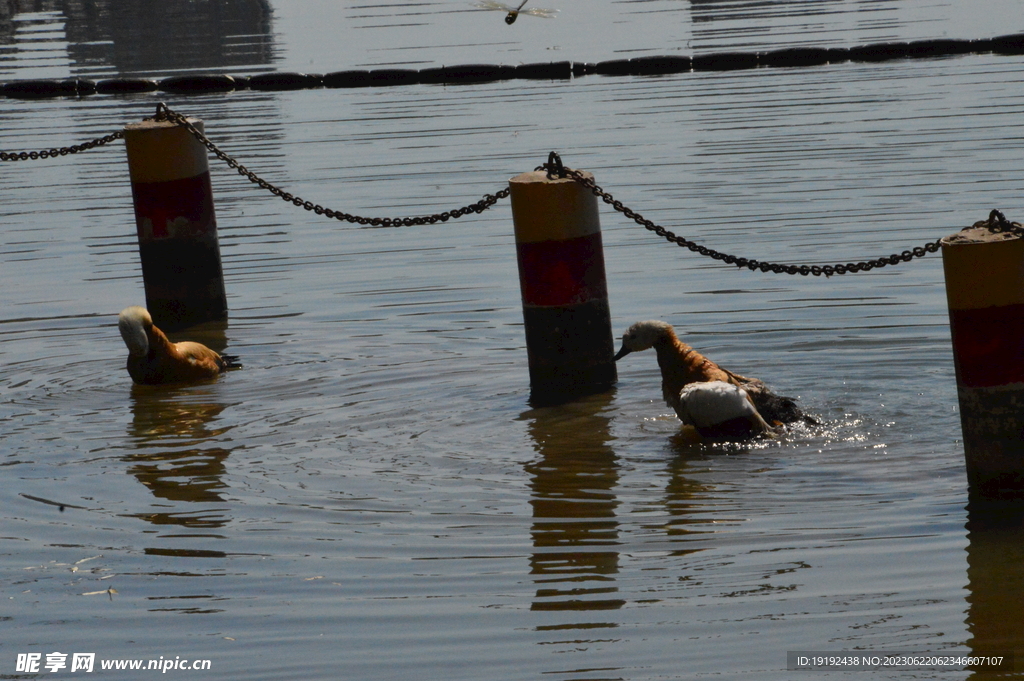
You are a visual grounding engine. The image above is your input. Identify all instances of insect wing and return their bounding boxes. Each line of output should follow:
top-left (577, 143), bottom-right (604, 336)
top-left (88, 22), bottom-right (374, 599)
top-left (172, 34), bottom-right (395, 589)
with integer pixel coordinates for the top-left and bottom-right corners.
top-left (473, 0), bottom-right (556, 19)
top-left (520, 7), bottom-right (557, 18)
top-left (474, 0), bottom-right (515, 11)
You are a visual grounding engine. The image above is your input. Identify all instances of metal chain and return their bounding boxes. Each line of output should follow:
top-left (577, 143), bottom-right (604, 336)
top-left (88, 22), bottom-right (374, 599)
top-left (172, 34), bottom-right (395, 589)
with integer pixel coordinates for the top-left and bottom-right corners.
top-left (979, 208), bottom-right (1024, 237)
top-left (153, 103), bottom-right (509, 227)
top-left (6, 116), bottom-right (1016, 272)
top-left (539, 153), bottom-right (1022, 276)
top-left (0, 131), bottom-right (124, 162)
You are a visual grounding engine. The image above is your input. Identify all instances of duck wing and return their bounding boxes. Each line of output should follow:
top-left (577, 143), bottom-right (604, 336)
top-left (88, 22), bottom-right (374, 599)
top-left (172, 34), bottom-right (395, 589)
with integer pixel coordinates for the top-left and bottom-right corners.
top-left (712, 363), bottom-right (813, 426)
top-left (676, 381), bottom-right (772, 440)
top-left (174, 341), bottom-right (225, 376)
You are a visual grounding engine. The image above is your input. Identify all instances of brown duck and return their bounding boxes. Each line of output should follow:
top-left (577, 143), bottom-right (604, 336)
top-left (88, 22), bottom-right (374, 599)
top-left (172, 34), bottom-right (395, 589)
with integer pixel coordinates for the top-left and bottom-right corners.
top-left (118, 306), bottom-right (236, 385)
top-left (613, 320), bottom-right (811, 428)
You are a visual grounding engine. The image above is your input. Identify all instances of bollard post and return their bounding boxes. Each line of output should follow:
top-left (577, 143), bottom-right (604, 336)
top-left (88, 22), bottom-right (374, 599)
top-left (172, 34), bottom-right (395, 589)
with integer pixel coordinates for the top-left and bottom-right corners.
top-left (122, 116), bottom-right (227, 332)
top-left (509, 166), bottom-right (617, 405)
top-left (941, 220), bottom-right (1024, 502)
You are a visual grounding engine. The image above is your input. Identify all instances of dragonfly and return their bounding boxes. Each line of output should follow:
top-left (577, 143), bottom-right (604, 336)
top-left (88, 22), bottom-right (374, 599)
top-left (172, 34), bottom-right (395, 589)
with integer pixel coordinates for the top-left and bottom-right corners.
top-left (474, 0), bottom-right (558, 24)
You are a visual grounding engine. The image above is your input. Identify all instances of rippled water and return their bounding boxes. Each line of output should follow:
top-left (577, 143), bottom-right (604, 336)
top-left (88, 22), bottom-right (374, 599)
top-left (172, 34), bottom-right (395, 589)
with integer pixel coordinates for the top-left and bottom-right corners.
top-left (3, 1), bottom-right (1024, 679)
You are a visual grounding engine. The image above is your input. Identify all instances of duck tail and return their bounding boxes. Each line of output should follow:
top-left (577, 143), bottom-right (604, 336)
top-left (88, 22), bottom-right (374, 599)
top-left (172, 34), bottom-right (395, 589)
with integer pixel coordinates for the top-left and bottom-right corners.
top-left (751, 392), bottom-right (813, 426)
top-left (219, 354), bottom-right (243, 371)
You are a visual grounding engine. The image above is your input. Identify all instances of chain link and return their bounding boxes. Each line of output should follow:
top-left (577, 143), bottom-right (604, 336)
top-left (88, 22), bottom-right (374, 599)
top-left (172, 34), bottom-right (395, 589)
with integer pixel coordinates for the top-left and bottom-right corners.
top-left (153, 103), bottom-right (509, 227)
top-left (979, 208), bottom-right (1024, 237)
top-left (1, 131), bottom-right (124, 162)
top-left (540, 155), bottom-right (1021, 277)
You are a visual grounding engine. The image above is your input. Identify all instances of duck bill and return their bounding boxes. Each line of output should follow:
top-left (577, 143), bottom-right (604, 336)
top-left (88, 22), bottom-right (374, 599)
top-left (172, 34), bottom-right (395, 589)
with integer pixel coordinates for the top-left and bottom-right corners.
top-left (613, 346), bottom-right (632, 361)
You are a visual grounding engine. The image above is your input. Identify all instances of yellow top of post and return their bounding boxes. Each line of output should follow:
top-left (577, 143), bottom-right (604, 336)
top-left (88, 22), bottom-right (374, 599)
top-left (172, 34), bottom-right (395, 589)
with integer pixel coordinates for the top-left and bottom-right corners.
top-left (123, 118), bottom-right (209, 184)
top-left (509, 170), bottom-right (600, 243)
top-left (941, 226), bottom-right (1024, 310)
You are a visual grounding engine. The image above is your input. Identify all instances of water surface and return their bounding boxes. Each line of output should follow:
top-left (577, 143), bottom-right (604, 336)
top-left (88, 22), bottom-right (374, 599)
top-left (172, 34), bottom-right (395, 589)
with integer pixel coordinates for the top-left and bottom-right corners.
top-left (3, 1), bottom-right (1024, 679)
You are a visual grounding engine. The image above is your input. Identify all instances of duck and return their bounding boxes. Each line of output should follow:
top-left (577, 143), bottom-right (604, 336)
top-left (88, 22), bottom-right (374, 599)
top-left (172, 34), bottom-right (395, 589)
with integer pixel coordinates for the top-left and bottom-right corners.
top-left (118, 306), bottom-right (237, 385)
top-left (614, 320), bottom-right (811, 434)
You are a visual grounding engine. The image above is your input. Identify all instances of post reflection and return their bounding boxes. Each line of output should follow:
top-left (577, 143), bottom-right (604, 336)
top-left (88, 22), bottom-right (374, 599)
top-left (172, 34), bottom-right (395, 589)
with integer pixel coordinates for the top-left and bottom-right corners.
top-left (1, 0), bottom-right (274, 75)
top-left (963, 504), bottom-right (1024, 676)
top-left (522, 392), bottom-right (625, 618)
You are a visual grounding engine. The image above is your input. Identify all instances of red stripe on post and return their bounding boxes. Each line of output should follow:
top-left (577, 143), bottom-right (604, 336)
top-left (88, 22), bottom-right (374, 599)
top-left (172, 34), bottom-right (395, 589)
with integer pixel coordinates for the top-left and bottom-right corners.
top-left (950, 303), bottom-right (1024, 388)
top-left (516, 232), bottom-right (608, 307)
top-left (131, 173), bottom-right (216, 240)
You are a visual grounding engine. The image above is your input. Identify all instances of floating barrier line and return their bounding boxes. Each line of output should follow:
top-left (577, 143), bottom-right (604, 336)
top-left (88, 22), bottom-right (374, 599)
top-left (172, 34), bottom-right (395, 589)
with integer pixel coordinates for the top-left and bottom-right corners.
top-left (1, 33), bottom-right (1022, 99)
top-left (3, 106), bottom-right (1018, 277)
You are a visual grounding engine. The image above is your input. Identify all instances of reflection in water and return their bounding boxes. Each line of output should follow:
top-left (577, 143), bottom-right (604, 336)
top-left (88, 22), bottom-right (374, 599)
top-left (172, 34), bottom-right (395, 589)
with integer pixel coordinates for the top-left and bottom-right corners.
top-left (661, 438), bottom-right (716, 554)
top-left (687, 0), bottom-right (884, 53)
top-left (163, 317), bottom-right (232, 356)
top-left (128, 445), bottom-right (230, 505)
top-left (125, 383), bottom-right (235, 528)
top-left (522, 392), bottom-right (625, 618)
top-left (690, 0), bottom-right (845, 24)
top-left (964, 506), bottom-right (1024, 676)
top-left (0, 0), bottom-right (273, 76)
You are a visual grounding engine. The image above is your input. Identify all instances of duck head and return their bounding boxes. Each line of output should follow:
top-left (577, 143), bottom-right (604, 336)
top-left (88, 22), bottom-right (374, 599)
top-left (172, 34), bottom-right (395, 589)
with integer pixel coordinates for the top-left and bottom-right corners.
top-left (118, 306), bottom-right (153, 357)
top-left (613, 320), bottom-right (676, 360)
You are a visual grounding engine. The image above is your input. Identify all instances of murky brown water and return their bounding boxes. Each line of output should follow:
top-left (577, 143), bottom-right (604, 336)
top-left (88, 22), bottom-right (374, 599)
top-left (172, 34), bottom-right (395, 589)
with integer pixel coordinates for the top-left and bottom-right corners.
top-left (3, 1), bottom-right (1024, 679)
